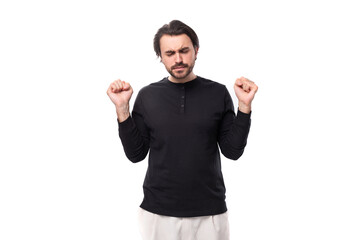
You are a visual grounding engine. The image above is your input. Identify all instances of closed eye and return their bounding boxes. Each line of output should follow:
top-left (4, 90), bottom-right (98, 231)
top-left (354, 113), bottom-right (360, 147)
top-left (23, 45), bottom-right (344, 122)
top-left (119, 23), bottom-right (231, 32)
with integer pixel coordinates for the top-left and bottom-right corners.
top-left (179, 48), bottom-right (190, 54)
top-left (165, 51), bottom-right (175, 56)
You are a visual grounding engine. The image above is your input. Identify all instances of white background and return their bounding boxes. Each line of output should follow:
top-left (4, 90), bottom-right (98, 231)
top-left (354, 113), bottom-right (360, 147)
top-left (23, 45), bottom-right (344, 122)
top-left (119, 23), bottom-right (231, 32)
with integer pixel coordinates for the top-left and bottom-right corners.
top-left (1, 0), bottom-right (359, 239)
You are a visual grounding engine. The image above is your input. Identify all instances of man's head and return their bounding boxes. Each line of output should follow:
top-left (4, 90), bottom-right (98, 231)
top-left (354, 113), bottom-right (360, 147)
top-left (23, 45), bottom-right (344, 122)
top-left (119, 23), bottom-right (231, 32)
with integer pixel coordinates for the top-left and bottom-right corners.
top-left (154, 20), bottom-right (199, 81)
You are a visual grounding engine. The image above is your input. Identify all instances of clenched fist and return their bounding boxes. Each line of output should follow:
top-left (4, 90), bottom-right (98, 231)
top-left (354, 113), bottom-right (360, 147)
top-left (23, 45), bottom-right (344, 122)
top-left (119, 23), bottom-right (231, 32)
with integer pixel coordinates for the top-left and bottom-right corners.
top-left (107, 79), bottom-right (133, 107)
top-left (234, 77), bottom-right (258, 114)
top-left (107, 79), bottom-right (133, 122)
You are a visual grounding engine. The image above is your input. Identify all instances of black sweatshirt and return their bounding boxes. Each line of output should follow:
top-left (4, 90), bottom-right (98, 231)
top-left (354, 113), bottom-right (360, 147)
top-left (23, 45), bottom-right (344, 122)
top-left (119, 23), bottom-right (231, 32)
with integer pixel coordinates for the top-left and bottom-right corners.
top-left (117, 76), bottom-right (251, 217)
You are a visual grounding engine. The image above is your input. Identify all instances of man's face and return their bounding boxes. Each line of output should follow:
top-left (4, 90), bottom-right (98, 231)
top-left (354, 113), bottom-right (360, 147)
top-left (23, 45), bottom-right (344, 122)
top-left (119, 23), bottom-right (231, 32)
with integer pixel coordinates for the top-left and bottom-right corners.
top-left (159, 34), bottom-right (198, 80)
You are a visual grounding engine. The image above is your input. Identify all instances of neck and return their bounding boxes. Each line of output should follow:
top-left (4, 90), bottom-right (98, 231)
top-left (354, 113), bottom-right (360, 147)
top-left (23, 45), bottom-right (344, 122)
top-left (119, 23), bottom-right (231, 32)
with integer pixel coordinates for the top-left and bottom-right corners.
top-left (168, 72), bottom-right (197, 84)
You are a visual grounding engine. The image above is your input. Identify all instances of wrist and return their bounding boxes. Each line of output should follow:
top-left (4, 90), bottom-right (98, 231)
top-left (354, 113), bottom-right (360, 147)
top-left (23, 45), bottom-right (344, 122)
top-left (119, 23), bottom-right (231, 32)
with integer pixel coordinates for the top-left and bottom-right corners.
top-left (116, 105), bottom-right (130, 122)
top-left (238, 102), bottom-right (251, 114)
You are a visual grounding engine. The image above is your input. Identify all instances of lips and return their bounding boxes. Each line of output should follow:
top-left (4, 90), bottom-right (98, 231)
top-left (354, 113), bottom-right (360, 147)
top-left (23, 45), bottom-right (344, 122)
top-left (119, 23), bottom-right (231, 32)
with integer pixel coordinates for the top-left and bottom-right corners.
top-left (172, 65), bottom-right (187, 70)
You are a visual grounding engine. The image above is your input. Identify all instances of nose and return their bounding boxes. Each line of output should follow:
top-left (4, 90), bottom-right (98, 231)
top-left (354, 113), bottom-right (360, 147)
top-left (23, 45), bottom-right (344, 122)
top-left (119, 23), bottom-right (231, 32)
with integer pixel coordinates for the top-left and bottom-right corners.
top-left (175, 52), bottom-right (182, 63)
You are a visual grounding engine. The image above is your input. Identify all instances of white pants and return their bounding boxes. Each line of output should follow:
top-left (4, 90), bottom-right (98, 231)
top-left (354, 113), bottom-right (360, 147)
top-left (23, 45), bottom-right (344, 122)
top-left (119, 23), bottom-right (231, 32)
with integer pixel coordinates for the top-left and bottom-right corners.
top-left (137, 207), bottom-right (230, 240)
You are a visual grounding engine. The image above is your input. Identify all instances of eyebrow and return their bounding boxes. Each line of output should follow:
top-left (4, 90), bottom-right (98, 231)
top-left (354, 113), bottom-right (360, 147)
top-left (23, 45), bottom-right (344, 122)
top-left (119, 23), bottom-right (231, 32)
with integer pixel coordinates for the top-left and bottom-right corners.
top-left (165, 47), bottom-right (190, 55)
top-left (179, 47), bottom-right (190, 51)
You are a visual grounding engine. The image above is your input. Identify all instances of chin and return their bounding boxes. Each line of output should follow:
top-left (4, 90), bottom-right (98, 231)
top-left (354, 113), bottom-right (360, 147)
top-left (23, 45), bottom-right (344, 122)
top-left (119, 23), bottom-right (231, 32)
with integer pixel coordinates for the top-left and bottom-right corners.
top-left (171, 71), bottom-right (190, 80)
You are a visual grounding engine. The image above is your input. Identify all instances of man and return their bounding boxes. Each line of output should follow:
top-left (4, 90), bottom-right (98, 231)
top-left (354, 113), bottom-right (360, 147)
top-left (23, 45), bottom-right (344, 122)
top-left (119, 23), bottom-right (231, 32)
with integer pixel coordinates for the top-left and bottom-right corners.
top-left (107, 20), bottom-right (258, 240)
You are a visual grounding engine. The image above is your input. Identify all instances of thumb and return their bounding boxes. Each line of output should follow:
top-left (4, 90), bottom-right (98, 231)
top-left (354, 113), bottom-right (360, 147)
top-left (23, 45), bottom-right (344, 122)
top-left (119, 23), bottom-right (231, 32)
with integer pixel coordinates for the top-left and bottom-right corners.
top-left (234, 78), bottom-right (243, 87)
top-left (234, 83), bottom-right (245, 93)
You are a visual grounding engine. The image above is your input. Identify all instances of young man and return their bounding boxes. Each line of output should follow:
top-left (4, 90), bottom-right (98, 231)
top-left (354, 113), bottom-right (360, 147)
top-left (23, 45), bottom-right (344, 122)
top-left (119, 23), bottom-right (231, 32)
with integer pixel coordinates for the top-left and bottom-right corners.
top-left (107, 20), bottom-right (258, 240)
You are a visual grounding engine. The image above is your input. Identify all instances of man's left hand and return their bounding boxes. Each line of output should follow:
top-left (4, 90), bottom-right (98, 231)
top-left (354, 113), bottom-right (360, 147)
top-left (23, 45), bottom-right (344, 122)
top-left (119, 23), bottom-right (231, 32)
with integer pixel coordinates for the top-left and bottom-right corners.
top-left (234, 77), bottom-right (258, 114)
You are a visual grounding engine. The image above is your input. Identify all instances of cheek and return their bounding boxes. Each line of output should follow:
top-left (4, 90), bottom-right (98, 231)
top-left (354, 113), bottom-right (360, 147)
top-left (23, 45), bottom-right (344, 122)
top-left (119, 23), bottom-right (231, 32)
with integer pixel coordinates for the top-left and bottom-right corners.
top-left (186, 54), bottom-right (196, 62)
top-left (162, 59), bottom-right (174, 68)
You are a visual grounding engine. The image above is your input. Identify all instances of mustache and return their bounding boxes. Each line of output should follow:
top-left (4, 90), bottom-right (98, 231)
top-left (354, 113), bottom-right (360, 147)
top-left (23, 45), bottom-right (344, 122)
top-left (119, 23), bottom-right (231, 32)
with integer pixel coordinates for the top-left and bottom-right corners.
top-left (171, 63), bottom-right (188, 70)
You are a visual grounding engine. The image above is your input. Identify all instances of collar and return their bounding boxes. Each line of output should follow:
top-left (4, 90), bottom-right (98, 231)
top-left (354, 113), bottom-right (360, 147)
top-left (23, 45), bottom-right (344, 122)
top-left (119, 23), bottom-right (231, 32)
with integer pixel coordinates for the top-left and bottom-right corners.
top-left (164, 76), bottom-right (200, 88)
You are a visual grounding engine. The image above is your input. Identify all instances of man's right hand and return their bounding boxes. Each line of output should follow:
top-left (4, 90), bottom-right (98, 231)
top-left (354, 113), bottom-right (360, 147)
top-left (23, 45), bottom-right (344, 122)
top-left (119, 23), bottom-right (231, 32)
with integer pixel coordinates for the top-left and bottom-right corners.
top-left (107, 79), bottom-right (133, 122)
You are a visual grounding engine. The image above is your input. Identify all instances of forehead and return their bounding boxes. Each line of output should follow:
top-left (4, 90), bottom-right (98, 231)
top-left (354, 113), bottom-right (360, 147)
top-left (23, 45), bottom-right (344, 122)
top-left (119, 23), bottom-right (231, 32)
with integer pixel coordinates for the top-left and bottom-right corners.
top-left (159, 34), bottom-right (193, 52)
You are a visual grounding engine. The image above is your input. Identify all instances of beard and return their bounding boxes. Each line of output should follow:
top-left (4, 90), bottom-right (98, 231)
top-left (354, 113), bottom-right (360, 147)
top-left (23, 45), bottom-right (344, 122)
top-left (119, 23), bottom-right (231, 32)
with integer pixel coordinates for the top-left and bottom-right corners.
top-left (166, 60), bottom-right (195, 80)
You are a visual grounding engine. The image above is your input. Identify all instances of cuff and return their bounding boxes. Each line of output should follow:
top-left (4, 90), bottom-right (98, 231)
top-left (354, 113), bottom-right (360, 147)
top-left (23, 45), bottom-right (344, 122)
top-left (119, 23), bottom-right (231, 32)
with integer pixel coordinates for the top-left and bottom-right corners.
top-left (117, 115), bottom-right (133, 132)
top-left (234, 109), bottom-right (251, 125)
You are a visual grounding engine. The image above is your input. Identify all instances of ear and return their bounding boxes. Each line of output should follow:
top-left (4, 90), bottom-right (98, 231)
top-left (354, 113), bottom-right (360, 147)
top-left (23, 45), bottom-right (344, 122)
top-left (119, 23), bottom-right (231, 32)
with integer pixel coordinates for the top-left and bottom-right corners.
top-left (195, 47), bottom-right (199, 60)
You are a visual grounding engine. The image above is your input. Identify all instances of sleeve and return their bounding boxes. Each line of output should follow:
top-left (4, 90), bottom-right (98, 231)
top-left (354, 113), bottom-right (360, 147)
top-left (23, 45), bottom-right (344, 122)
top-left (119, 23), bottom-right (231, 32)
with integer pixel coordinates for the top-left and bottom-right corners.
top-left (217, 86), bottom-right (251, 160)
top-left (117, 89), bottom-right (150, 163)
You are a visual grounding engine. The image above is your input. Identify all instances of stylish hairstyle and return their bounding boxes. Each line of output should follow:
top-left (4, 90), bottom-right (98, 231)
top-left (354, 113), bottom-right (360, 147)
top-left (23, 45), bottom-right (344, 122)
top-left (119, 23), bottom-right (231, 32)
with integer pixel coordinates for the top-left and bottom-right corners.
top-left (153, 20), bottom-right (199, 58)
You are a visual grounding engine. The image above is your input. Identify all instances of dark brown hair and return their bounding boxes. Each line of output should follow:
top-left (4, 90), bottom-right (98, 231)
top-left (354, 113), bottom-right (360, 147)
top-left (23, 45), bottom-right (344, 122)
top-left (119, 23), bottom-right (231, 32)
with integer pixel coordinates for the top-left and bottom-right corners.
top-left (153, 20), bottom-right (199, 58)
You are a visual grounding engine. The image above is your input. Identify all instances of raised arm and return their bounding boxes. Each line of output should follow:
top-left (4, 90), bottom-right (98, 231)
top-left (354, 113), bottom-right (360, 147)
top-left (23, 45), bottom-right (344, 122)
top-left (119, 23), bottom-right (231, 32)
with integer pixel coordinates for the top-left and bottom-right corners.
top-left (107, 79), bottom-right (150, 163)
top-left (217, 77), bottom-right (258, 160)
